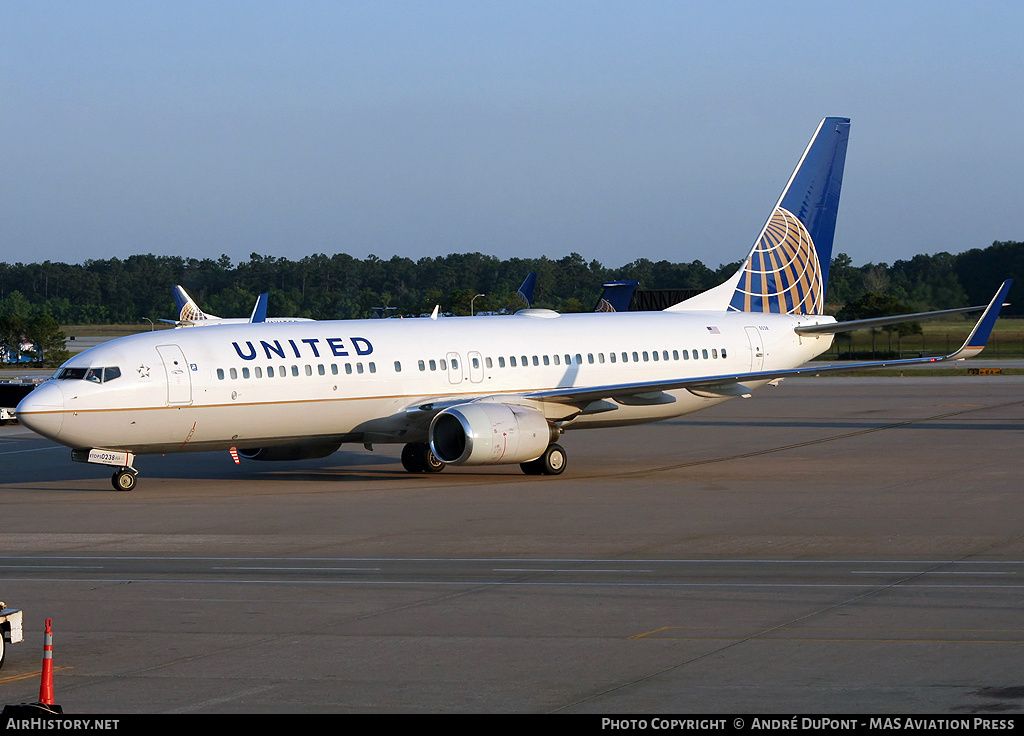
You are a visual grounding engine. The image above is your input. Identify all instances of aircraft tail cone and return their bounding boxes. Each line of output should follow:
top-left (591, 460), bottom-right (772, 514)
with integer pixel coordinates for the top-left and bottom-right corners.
top-left (1, 618), bottom-right (64, 717)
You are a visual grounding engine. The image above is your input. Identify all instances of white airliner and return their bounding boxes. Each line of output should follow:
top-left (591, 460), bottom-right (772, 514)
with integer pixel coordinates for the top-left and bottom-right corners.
top-left (16, 118), bottom-right (1011, 490)
top-left (167, 285), bottom-right (312, 327)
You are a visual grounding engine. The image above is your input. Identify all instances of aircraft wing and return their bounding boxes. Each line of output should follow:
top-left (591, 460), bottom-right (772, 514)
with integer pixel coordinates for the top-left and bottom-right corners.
top-left (400, 282), bottom-right (1010, 421)
top-left (523, 280), bottom-right (1013, 407)
top-left (794, 301), bottom-right (1008, 335)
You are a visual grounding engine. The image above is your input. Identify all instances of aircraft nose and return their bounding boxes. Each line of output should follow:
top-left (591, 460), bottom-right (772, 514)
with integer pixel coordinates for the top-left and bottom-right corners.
top-left (16, 381), bottom-right (65, 441)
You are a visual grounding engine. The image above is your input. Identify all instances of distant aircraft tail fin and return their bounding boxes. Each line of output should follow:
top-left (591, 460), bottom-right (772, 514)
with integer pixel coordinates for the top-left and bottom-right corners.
top-left (517, 273), bottom-right (537, 308)
top-left (669, 117), bottom-right (850, 315)
top-left (173, 285), bottom-right (218, 323)
top-left (594, 280), bottom-right (638, 312)
top-left (249, 293), bottom-right (269, 323)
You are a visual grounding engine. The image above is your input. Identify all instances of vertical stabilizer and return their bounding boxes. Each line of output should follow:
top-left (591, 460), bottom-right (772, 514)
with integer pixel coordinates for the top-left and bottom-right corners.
top-left (173, 285), bottom-right (217, 323)
top-left (517, 273), bottom-right (537, 308)
top-left (670, 117), bottom-right (850, 314)
top-left (594, 280), bottom-right (638, 312)
top-left (249, 293), bottom-right (269, 323)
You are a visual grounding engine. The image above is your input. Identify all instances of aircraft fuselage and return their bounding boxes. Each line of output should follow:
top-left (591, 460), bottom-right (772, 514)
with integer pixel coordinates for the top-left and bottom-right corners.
top-left (18, 309), bottom-right (834, 455)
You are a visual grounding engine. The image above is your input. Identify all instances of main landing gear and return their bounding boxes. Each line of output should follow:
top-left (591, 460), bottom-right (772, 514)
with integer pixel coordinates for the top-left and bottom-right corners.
top-left (520, 443), bottom-right (567, 476)
top-left (401, 442), bottom-right (445, 473)
top-left (400, 441), bottom-right (567, 476)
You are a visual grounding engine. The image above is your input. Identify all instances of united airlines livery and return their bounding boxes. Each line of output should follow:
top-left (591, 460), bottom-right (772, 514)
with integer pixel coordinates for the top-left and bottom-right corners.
top-left (16, 118), bottom-right (1012, 490)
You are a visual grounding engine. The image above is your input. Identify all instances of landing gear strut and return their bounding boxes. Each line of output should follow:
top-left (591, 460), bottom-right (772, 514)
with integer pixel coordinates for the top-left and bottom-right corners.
top-left (520, 443), bottom-right (567, 476)
top-left (401, 442), bottom-right (445, 473)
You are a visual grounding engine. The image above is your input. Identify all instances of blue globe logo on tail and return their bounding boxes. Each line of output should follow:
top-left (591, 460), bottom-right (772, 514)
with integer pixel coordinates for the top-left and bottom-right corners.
top-left (728, 207), bottom-right (822, 314)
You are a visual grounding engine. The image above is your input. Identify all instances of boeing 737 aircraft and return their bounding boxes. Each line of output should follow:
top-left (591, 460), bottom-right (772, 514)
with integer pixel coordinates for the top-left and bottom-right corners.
top-left (16, 118), bottom-right (1012, 490)
top-left (167, 285), bottom-right (311, 327)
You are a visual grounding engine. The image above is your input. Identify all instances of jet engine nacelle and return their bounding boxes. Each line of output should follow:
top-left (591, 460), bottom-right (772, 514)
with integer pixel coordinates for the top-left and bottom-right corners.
top-left (238, 441), bottom-right (341, 462)
top-left (429, 402), bottom-right (557, 465)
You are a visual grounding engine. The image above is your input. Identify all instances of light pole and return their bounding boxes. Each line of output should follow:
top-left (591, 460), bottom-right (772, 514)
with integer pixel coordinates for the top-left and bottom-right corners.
top-left (470, 293), bottom-right (485, 316)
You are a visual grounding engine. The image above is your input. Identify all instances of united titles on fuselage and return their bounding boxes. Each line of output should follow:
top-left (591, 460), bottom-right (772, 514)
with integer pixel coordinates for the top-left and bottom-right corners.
top-left (231, 336), bottom-right (374, 362)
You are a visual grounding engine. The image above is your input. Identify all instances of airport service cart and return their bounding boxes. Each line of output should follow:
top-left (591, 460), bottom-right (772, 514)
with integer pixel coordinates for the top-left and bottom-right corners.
top-left (0, 602), bottom-right (25, 668)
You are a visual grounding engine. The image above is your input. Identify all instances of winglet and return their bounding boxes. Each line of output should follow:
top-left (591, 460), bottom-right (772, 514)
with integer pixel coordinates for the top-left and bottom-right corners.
top-left (948, 279), bottom-right (1013, 359)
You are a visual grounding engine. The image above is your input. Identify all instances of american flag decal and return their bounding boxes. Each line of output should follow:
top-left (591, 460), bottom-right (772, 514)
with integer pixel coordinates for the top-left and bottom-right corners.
top-left (706, 326), bottom-right (721, 334)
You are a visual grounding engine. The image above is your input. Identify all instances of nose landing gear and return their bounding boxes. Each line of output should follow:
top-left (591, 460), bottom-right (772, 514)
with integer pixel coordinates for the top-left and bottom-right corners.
top-left (71, 448), bottom-right (139, 492)
top-left (111, 468), bottom-right (138, 491)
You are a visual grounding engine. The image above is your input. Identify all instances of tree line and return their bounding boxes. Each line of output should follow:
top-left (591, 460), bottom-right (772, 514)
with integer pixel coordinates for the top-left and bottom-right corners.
top-left (1, 241), bottom-right (1022, 328)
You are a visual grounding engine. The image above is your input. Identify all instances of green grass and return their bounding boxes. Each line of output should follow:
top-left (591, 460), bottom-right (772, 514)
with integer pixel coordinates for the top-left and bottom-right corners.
top-left (821, 317), bottom-right (1024, 360)
top-left (61, 323), bottom-right (172, 336)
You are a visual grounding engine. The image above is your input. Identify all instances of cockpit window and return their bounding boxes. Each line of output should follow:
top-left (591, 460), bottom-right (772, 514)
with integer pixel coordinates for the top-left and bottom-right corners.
top-left (57, 366), bottom-right (121, 383)
top-left (57, 367), bottom-right (88, 380)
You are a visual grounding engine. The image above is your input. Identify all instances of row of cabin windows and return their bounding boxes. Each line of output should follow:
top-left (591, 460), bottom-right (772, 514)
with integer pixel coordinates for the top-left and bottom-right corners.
top-left (216, 346), bottom-right (728, 381)
top-left (216, 362), bottom-right (377, 381)
top-left (417, 348), bottom-right (726, 371)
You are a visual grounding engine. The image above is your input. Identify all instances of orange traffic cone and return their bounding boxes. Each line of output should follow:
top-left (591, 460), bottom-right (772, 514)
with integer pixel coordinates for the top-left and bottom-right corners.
top-left (38, 618), bottom-right (55, 707)
top-left (1, 617), bottom-right (63, 716)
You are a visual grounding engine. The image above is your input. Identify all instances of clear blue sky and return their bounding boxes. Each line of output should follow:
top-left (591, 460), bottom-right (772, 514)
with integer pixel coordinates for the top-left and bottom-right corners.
top-left (2, 1), bottom-right (1022, 270)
